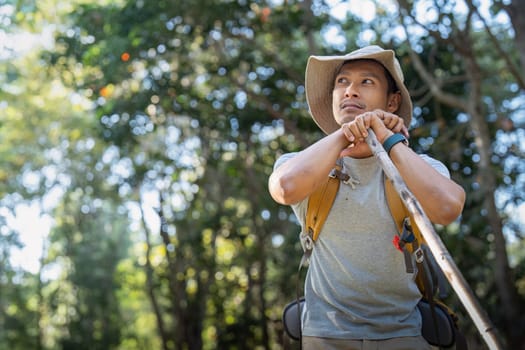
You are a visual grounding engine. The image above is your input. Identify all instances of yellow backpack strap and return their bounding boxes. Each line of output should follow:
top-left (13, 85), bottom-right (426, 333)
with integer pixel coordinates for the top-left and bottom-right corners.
top-left (384, 177), bottom-right (428, 293)
top-left (306, 163), bottom-right (342, 242)
top-left (299, 162), bottom-right (342, 268)
top-left (384, 176), bottom-right (427, 250)
top-left (384, 177), bottom-right (407, 233)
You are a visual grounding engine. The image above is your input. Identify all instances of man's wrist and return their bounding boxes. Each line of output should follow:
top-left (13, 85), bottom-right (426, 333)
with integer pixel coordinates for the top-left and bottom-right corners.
top-left (382, 133), bottom-right (408, 154)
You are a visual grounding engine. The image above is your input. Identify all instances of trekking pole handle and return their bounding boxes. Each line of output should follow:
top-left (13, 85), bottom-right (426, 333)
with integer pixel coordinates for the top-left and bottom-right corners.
top-left (365, 129), bottom-right (503, 350)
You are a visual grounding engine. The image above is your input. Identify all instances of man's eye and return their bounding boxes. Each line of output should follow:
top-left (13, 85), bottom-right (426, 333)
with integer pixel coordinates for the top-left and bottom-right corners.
top-left (363, 79), bottom-right (373, 84)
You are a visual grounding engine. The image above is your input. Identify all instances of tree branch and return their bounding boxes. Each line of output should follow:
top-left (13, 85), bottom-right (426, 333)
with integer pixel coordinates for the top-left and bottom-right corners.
top-left (466, 0), bottom-right (525, 90)
top-left (397, 5), bottom-right (468, 111)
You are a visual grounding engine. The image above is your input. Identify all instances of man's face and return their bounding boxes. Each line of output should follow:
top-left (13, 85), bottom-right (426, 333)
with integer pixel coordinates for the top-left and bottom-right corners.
top-left (331, 60), bottom-right (399, 126)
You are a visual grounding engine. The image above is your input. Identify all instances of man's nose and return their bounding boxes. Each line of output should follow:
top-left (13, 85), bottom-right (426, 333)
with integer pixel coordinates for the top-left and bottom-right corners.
top-left (344, 83), bottom-right (359, 97)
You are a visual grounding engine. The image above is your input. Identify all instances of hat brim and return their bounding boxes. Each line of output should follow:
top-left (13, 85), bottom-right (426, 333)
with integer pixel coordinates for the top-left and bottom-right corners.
top-left (305, 47), bottom-right (413, 134)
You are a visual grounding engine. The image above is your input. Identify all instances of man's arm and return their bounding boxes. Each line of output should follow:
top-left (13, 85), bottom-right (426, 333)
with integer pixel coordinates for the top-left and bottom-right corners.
top-left (268, 129), bottom-right (349, 205)
top-left (388, 144), bottom-right (466, 225)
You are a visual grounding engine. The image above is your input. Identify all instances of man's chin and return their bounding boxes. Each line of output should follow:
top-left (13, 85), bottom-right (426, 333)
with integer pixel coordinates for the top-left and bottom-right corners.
top-left (335, 112), bottom-right (363, 125)
top-left (336, 116), bottom-right (357, 126)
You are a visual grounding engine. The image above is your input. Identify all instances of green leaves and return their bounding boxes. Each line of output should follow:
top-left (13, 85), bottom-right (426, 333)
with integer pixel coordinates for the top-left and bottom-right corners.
top-left (1, 0), bottom-right (524, 348)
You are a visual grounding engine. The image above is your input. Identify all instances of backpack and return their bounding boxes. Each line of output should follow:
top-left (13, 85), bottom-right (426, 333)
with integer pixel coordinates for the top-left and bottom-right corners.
top-left (283, 162), bottom-right (468, 349)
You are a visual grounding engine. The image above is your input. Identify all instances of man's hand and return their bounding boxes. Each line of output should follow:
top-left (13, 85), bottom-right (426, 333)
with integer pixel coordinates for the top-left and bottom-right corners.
top-left (341, 109), bottom-right (408, 143)
top-left (339, 110), bottom-right (408, 157)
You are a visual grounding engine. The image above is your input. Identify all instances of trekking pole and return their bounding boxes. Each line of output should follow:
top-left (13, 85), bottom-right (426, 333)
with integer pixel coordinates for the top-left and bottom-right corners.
top-left (365, 130), bottom-right (503, 350)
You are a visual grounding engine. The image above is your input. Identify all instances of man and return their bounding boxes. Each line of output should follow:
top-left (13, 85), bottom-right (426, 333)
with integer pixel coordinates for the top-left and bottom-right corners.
top-left (268, 45), bottom-right (465, 349)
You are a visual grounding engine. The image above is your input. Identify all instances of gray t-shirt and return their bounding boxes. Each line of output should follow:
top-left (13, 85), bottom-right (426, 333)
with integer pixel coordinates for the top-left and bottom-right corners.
top-left (274, 153), bottom-right (450, 339)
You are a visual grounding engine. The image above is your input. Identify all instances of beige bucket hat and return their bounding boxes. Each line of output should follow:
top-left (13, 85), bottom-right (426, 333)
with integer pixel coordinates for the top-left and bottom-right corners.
top-left (305, 45), bottom-right (413, 134)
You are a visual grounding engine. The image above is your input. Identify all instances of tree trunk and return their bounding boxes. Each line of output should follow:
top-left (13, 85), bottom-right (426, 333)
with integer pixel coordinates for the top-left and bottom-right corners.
top-left (462, 39), bottom-right (523, 349)
top-left (398, 2), bottom-right (524, 347)
top-left (503, 1), bottom-right (525, 79)
top-left (140, 203), bottom-right (170, 350)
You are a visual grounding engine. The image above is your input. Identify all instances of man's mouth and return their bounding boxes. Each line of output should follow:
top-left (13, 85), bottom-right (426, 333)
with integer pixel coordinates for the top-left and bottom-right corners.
top-left (340, 100), bottom-right (365, 111)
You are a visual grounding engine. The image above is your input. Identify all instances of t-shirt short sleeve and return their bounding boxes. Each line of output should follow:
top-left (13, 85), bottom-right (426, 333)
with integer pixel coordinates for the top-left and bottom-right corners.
top-left (419, 154), bottom-right (450, 178)
top-left (273, 152), bottom-right (298, 170)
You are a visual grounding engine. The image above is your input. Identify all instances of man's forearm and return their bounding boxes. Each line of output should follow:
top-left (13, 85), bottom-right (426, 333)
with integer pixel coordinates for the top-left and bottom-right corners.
top-left (268, 129), bottom-right (349, 205)
top-left (389, 144), bottom-right (466, 225)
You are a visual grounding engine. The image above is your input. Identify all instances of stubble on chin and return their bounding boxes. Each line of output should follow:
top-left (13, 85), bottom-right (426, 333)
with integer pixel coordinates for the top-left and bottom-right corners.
top-left (335, 113), bottom-right (358, 126)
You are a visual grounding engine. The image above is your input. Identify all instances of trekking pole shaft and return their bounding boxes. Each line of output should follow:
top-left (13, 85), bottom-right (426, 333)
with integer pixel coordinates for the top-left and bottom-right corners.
top-left (365, 130), bottom-right (503, 350)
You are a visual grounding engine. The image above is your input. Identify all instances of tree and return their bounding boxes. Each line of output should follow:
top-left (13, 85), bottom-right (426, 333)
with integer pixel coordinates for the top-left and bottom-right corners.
top-left (393, 0), bottom-right (525, 347)
top-left (40, 0), bottom-right (322, 348)
top-left (1, 0), bottom-right (523, 349)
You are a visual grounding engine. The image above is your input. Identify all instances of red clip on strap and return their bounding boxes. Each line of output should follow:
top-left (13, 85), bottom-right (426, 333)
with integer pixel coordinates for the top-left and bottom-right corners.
top-left (392, 235), bottom-right (403, 252)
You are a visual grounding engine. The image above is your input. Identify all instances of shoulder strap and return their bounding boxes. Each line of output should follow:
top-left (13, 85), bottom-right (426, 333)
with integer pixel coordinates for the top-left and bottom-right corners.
top-left (305, 165), bottom-right (341, 242)
top-left (384, 178), bottom-right (410, 237)
top-left (385, 178), bottom-right (429, 292)
top-left (385, 177), bottom-right (432, 255)
top-left (385, 177), bottom-right (452, 298)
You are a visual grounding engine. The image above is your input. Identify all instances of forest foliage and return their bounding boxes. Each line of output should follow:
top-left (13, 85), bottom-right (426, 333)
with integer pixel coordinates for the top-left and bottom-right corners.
top-left (0, 0), bottom-right (524, 349)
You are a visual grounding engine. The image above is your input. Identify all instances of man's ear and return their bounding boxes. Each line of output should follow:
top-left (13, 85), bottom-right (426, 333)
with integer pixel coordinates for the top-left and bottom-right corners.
top-left (387, 91), bottom-right (401, 113)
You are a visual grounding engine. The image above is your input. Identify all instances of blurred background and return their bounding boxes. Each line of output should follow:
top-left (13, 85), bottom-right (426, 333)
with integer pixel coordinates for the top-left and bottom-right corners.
top-left (0, 0), bottom-right (523, 349)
